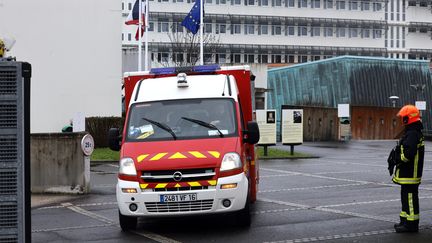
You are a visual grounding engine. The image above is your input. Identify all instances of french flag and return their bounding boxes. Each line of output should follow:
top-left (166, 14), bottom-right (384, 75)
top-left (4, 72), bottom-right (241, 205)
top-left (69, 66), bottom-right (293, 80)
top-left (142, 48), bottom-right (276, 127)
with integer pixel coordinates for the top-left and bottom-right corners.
top-left (125, 0), bottom-right (147, 40)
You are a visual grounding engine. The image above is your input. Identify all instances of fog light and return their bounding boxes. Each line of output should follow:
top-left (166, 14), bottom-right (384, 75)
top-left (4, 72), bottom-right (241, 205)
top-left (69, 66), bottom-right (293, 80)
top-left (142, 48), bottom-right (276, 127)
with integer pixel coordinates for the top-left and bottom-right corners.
top-left (122, 188), bottom-right (137, 193)
top-left (222, 199), bottom-right (231, 208)
top-left (129, 203), bottom-right (138, 212)
top-left (221, 183), bottom-right (237, 189)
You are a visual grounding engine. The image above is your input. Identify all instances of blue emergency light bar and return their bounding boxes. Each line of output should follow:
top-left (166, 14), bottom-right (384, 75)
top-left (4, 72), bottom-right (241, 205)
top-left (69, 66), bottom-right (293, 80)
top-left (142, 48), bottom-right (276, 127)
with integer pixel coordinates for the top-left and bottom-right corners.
top-left (150, 64), bottom-right (220, 75)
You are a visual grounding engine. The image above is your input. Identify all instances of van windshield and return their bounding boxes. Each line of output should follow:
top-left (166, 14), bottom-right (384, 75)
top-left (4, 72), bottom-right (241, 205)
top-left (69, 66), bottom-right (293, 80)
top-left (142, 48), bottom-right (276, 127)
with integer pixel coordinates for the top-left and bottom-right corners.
top-left (126, 98), bottom-right (237, 141)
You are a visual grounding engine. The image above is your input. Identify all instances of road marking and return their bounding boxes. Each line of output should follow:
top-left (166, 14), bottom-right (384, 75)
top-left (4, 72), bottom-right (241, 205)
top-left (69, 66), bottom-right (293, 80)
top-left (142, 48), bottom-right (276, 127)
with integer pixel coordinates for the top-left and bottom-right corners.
top-left (131, 230), bottom-right (182, 243)
top-left (314, 170), bottom-right (378, 175)
top-left (260, 167), bottom-right (432, 191)
top-left (76, 202), bottom-right (118, 207)
top-left (263, 229), bottom-right (395, 243)
top-left (32, 224), bottom-right (114, 233)
top-left (263, 225), bottom-right (432, 243)
top-left (259, 198), bottom-right (398, 223)
top-left (62, 203), bottom-right (114, 224)
top-left (320, 196), bottom-right (432, 208)
top-left (252, 208), bottom-right (305, 215)
top-left (259, 183), bottom-right (367, 193)
top-left (58, 202), bottom-right (181, 243)
top-left (36, 201), bottom-right (118, 210)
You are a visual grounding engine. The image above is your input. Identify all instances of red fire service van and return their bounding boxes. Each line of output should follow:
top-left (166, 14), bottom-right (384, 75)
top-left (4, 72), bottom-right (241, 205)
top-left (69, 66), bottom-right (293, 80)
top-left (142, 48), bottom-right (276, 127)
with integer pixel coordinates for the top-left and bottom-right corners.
top-left (109, 65), bottom-right (260, 230)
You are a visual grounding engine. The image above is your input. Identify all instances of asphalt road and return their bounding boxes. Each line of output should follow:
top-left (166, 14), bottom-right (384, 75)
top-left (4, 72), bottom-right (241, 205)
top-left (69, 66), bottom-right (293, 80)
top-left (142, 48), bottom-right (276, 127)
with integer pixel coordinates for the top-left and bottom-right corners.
top-left (32, 140), bottom-right (432, 243)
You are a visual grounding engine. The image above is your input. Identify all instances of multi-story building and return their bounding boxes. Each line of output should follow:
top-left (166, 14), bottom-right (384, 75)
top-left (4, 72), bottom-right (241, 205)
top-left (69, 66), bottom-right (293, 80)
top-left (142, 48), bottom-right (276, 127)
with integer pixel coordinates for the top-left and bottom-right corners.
top-left (122, 0), bottom-right (432, 70)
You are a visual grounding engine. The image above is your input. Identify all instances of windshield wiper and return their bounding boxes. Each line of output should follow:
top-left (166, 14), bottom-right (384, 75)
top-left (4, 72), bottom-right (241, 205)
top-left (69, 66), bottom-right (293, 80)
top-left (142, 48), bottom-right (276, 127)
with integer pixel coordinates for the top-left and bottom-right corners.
top-left (142, 118), bottom-right (177, 140)
top-left (181, 117), bottom-right (224, 137)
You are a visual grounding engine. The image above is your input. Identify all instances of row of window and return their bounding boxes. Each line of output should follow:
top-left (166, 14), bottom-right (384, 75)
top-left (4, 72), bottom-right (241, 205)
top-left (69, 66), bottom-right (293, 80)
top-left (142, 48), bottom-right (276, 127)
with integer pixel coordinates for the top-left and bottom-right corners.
top-left (153, 52), bottom-right (333, 63)
top-left (150, 52), bottom-right (430, 64)
top-left (123, 23), bottom-right (383, 40)
top-left (122, 0), bottom-right (383, 11)
top-left (408, 1), bottom-right (431, 7)
top-left (135, 49), bottom-right (432, 64)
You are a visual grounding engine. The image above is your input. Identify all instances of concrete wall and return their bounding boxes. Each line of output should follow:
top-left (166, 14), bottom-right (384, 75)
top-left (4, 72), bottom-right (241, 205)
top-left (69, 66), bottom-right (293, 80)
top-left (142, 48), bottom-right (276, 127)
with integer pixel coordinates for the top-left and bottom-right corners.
top-left (0, 0), bottom-right (122, 133)
top-left (31, 133), bottom-right (90, 194)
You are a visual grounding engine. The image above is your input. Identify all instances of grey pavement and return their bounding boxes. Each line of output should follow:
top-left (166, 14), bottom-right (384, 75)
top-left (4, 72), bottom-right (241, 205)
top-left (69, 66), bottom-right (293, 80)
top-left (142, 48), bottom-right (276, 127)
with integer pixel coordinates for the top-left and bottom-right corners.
top-left (32, 140), bottom-right (432, 242)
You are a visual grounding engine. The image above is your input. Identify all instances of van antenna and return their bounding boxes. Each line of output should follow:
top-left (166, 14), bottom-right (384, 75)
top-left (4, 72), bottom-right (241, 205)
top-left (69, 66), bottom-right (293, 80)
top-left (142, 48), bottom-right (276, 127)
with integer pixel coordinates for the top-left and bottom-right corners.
top-left (222, 75), bottom-right (228, 96)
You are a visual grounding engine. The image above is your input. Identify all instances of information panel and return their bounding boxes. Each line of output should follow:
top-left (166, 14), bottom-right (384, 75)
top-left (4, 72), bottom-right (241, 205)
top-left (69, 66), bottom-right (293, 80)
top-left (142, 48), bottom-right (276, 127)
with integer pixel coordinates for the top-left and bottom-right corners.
top-left (282, 109), bottom-right (303, 145)
top-left (256, 110), bottom-right (277, 145)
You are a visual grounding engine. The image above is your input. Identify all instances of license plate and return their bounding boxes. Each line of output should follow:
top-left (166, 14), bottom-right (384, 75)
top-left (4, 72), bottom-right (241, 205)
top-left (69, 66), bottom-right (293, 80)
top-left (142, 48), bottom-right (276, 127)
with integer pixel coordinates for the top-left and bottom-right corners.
top-left (160, 193), bottom-right (197, 203)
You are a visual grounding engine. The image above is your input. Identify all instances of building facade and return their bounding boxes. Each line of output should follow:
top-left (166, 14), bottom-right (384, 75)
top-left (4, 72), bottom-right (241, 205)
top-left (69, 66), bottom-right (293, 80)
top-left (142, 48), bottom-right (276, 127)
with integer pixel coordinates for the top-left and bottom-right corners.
top-left (122, 0), bottom-right (432, 71)
top-left (267, 56), bottom-right (432, 140)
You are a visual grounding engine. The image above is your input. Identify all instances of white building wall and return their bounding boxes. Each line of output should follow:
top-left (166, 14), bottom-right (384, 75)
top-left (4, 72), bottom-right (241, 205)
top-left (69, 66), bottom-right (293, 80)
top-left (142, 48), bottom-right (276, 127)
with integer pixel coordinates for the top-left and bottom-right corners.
top-left (406, 5), bottom-right (432, 22)
top-left (406, 32), bottom-right (432, 49)
top-left (0, 0), bottom-right (122, 133)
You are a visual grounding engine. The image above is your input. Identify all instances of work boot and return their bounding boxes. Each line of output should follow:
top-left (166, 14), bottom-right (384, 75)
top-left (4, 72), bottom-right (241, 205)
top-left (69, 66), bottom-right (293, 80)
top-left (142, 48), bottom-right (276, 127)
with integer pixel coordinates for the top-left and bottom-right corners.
top-left (394, 217), bottom-right (406, 228)
top-left (394, 223), bottom-right (418, 233)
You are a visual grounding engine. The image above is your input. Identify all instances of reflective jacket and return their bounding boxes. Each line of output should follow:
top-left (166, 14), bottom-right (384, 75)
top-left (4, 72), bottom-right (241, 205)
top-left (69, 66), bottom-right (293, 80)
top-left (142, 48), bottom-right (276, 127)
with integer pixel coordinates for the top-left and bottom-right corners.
top-left (392, 121), bottom-right (425, 185)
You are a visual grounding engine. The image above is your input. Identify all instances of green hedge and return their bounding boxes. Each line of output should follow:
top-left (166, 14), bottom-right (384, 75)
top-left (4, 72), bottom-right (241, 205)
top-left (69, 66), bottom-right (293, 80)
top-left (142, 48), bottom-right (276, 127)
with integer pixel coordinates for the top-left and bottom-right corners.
top-left (86, 117), bottom-right (124, 148)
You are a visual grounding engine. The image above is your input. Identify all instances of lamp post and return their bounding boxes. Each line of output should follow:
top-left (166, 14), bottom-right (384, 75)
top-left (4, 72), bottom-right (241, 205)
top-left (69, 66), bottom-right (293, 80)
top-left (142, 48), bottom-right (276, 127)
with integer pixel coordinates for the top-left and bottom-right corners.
top-left (389, 96), bottom-right (399, 108)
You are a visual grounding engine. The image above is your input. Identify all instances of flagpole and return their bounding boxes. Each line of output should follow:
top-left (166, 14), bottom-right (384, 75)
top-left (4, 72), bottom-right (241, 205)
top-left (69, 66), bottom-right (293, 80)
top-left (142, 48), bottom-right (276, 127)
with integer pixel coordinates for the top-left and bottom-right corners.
top-left (144, 0), bottom-right (149, 71)
top-left (138, 0), bottom-right (143, 71)
top-left (199, 0), bottom-right (203, 65)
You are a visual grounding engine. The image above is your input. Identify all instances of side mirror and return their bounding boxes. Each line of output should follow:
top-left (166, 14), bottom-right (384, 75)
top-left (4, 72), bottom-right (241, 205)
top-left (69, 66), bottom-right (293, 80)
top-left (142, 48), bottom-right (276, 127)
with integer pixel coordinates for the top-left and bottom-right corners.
top-left (108, 128), bottom-right (121, 151)
top-left (244, 121), bottom-right (260, 144)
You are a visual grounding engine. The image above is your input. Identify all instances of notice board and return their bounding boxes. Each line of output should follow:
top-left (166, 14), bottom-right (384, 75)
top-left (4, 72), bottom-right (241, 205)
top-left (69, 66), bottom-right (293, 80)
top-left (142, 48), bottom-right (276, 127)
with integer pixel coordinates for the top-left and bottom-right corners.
top-left (256, 110), bottom-right (277, 145)
top-left (282, 109), bottom-right (303, 145)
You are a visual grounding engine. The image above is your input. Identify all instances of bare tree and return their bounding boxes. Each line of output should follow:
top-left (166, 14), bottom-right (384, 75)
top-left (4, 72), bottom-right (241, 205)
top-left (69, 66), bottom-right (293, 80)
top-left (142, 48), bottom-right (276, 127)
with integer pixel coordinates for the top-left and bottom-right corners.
top-left (164, 23), bottom-right (221, 67)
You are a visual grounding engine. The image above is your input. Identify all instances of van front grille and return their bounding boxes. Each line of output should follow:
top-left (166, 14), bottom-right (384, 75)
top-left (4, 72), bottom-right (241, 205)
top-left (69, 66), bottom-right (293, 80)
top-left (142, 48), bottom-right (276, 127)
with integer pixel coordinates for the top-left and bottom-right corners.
top-left (145, 199), bottom-right (214, 213)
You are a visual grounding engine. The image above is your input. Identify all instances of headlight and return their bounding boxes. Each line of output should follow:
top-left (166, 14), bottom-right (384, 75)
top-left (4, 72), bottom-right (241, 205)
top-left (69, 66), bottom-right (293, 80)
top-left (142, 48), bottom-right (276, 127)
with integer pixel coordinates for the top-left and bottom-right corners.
top-left (119, 157), bottom-right (137, 176)
top-left (220, 152), bottom-right (241, 171)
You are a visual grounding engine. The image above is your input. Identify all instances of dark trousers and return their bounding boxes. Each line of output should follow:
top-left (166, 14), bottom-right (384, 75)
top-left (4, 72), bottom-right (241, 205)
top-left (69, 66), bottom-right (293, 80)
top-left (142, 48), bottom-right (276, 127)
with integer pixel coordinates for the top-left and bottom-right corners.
top-left (400, 184), bottom-right (419, 227)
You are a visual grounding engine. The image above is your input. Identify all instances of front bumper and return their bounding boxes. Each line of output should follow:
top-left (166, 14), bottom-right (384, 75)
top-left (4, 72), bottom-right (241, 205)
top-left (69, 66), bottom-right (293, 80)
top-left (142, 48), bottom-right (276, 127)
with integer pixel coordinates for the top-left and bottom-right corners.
top-left (117, 173), bottom-right (248, 217)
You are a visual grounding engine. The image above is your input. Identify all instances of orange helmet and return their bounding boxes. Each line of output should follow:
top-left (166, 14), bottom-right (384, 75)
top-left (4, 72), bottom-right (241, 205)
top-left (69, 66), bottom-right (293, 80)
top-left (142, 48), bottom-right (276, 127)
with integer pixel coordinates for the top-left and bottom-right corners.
top-left (397, 105), bottom-right (421, 125)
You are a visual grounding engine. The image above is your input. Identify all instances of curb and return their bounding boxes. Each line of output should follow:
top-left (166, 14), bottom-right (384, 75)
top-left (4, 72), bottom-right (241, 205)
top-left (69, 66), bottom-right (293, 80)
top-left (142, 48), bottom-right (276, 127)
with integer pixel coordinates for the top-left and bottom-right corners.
top-left (91, 160), bottom-right (118, 164)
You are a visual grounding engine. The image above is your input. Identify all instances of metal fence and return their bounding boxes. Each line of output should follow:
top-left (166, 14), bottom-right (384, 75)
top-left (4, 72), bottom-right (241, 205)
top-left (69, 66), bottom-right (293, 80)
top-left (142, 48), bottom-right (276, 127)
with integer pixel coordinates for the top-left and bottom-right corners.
top-left (0, 59), bottom-right (31, 243)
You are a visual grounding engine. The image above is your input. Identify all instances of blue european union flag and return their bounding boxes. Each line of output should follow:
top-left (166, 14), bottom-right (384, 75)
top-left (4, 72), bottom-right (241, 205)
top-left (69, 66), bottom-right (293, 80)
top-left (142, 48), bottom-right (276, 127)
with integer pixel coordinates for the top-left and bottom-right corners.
top-left (181, 0), bottom-right (203, 35)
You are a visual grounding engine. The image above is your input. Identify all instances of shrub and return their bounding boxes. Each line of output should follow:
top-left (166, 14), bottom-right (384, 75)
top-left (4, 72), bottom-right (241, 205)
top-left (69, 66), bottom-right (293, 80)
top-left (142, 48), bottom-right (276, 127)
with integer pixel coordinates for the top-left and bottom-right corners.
top-left (86, 117), bottom-right (124, 148)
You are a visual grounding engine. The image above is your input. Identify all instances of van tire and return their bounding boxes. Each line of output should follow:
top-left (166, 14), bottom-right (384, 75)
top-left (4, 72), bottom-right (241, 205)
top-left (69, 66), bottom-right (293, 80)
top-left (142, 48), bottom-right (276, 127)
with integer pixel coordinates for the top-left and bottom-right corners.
top-left (236, 196), bottom-right (251, 227)
top-left (119, 211), bottom-right (137, 231)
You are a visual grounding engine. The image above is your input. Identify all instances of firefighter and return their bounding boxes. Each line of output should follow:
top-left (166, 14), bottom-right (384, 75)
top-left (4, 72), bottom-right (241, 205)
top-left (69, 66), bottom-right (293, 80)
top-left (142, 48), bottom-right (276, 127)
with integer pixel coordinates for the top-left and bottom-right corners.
top-left (392, 105), bottom-right (425, 233)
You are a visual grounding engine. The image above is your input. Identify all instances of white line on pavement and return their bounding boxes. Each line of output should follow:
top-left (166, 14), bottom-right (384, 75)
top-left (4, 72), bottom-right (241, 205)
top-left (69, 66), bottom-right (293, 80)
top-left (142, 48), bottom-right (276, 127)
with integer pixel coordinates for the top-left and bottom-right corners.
top-left (252, 208), bottom-right (305, 215)
top-left (62, 202), bottom-right (114, 224)
top-left (131, 230), bottom-right (182, 243)
top-left (59, 202), bottom-right (181, 243)
top-left (32, 224), bottom-right (114, 233)
top-left (263, 229), bottom-right (395, 243)
top-left (259, 183), bottom-right (367, 193)
top-left (36, 201), bottom-right (118, 210)
top-left (259, 197), bottom-right (398, 223)
top-left (320, 196), bottom-right (432, 208)
top-left (263, 225), bottom-right (432, 243)
top-left (260, 167), bottom-right (432, 191)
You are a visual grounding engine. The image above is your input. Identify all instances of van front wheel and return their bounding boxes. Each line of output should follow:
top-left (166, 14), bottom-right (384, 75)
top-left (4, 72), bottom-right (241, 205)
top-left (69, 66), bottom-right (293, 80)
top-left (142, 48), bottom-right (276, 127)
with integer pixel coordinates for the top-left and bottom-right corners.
top-left (119, 211), bottom-right (137, 231)
top-left (235, 197), bottom-right (251, 227)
